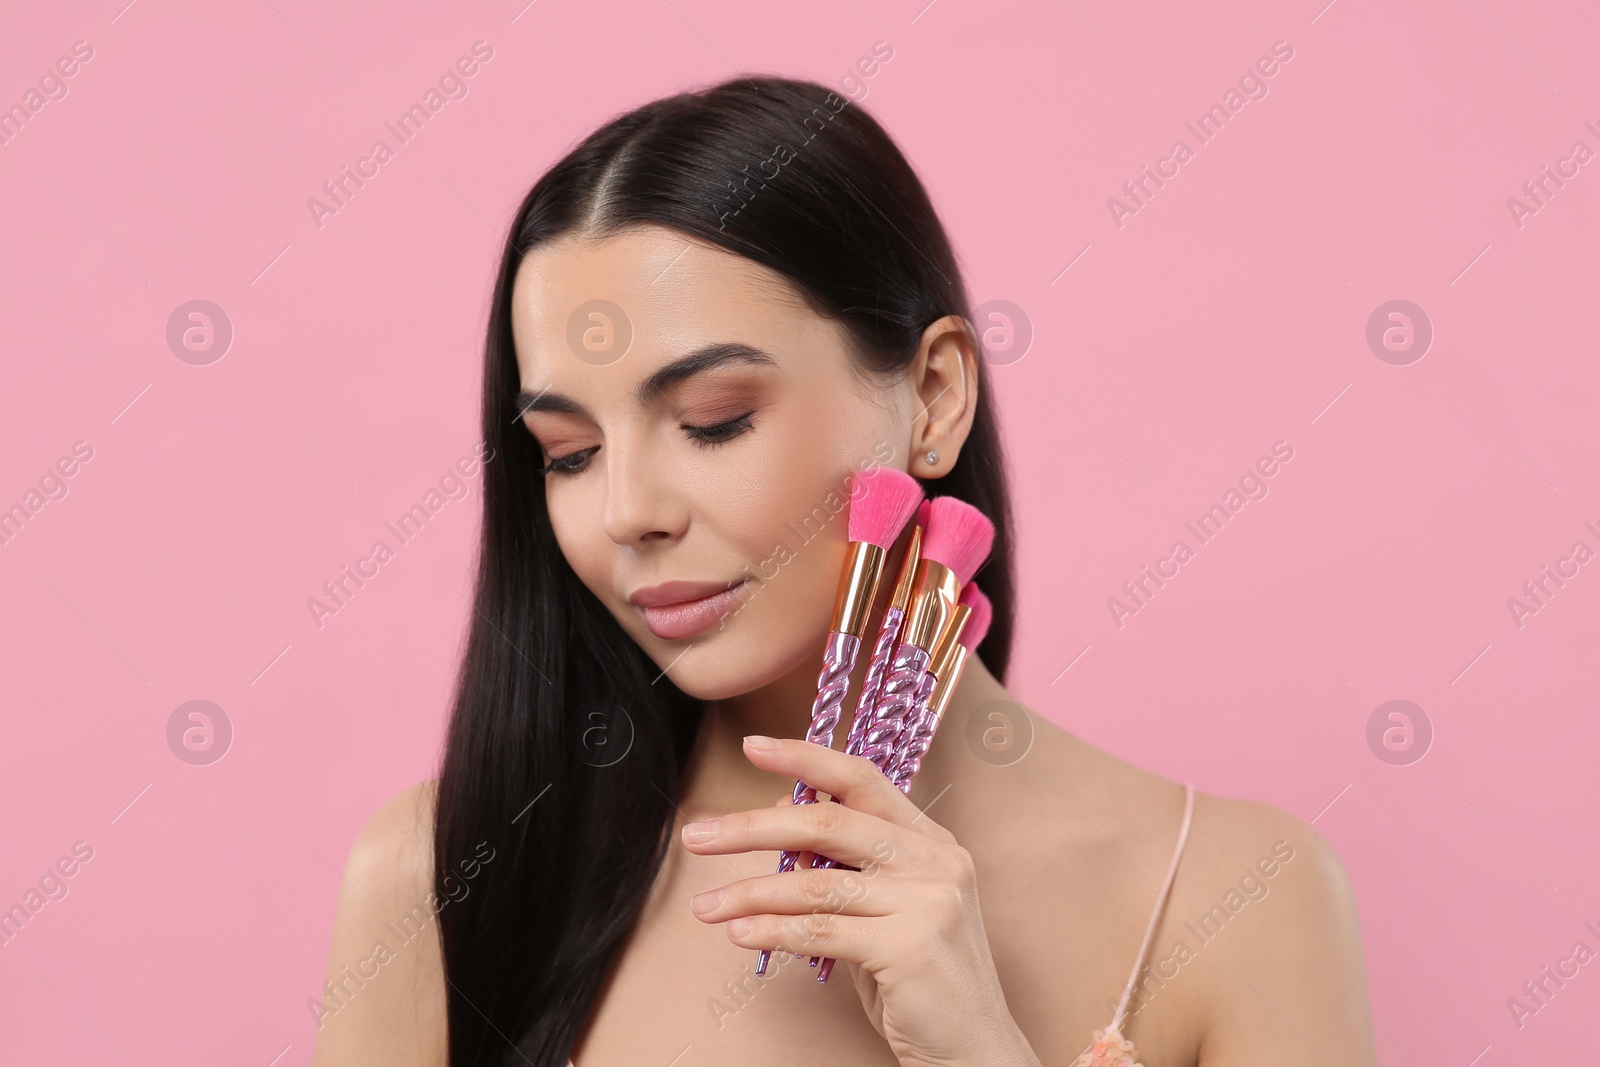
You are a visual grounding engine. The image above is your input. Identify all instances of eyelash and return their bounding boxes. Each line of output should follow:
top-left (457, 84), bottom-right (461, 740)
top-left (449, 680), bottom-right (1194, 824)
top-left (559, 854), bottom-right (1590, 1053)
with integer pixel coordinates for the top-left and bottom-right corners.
top-left (537, 412), bottom-right (756, 476)
top-left (685, 411), bottom-right (755, 446)
top-left (538, 450), bottom-right (594, 477)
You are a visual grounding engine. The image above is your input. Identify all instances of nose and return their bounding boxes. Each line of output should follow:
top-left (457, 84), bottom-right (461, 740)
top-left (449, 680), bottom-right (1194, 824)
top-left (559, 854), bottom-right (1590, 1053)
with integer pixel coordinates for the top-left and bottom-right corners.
top-left (601, 431), bottom-right (688, 548)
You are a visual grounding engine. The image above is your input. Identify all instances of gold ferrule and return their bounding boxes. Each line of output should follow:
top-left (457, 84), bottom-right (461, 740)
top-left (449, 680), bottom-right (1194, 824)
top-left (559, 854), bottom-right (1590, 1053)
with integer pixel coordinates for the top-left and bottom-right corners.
top-left (928, 603), bottom-right (972, 680)
top-left (832, 541), bottom-right (888, 638)
top-left (887, 524), bottom-right (923, 614)
top-left (902, 558), bottom-right (960, 652)
top-left (928, 646), bottom-right (971, 724)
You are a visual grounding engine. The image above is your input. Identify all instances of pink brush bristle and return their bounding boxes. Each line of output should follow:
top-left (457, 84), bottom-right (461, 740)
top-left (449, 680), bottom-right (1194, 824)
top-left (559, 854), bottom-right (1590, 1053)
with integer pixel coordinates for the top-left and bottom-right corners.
top-left (847, 468), bottom-right (924, 549)
top-left (920, 497), bottom-right (995, 584)
top-left (958, 585), bottom-right (992, 650)
top-left (915, 498), bottom-right (932, 530)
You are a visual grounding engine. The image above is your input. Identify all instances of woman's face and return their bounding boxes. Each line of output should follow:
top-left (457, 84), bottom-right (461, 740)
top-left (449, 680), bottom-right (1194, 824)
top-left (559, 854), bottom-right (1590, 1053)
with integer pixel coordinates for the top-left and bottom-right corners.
top-left (510, 225), bottom-right (915, 700)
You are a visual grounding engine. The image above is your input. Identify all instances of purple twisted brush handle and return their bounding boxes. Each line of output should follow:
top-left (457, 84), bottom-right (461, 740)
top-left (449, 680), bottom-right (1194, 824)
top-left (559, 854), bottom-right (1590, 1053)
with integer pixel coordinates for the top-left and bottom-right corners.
top-left (813, 641), bottom-right (930, 981)
top-left (886, 671), bottom-right (939, 790)
top-left (858, 642), bottom-right (930, 771)
top-left (802, 606), bottom-right (904, 971)
top-left (783, 631), bottom-right (860, 851)
top-left (807, 606), bottom-right (904, 880)
top-left (845, 606), bottom-right (904, 757)
top-left (755, 629), bottom-right (859, 977)
top-left (808, 608), bottom-right (906, 865)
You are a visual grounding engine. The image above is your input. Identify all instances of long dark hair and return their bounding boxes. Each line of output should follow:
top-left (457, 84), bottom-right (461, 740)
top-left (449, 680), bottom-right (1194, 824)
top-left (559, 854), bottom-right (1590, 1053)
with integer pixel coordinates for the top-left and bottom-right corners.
top-left (433, 75), bottom-right (1017, 1065)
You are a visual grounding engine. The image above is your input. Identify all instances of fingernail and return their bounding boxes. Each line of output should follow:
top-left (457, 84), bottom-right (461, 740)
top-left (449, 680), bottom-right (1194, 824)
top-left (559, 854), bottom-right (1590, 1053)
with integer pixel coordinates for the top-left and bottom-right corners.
top-left (727, 917), bottom-right (753, 937)
top-left (690, 888), bottom-right (723, 914)
top-left (744, 734), bottom-right (776, 750)
top-left (682, 820), bottom-right (719, 843)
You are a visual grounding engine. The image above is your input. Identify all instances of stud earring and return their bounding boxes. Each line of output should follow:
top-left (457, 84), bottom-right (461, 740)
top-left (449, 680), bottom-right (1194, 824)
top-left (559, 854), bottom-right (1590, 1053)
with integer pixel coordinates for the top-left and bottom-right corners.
top-left (925, 450), bottom-right (939, 467)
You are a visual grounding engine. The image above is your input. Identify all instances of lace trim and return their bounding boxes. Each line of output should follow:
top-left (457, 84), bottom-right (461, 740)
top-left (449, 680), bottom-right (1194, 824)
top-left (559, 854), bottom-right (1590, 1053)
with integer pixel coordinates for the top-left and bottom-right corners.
top-left (1070, 1025), bottom-right (1143, 1066)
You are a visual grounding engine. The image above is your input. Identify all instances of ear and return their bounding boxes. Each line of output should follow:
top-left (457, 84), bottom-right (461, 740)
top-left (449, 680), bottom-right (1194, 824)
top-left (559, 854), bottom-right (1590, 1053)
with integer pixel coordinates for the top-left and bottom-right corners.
top-left (905, 315), bottom-right (980, 479)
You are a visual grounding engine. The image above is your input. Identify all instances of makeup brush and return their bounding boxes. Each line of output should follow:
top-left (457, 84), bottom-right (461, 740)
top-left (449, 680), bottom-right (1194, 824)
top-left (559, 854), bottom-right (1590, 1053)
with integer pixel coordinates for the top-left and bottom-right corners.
top-left (753, 466), bottom-right (922, 977)
top-left (808, 497), bottom-right (988, 850)
top-left (891, 585), bottom-right (991, 791)
top-left (799, 499), bottom-right (926, 893)
top-left (855, 496), bottom-right (994, 778)
top-left (785, 502), bottom-right (926, 963)
top-left (812, 495), bottom-right (994, 981)
top-left (841, 498), bottom-right (930, 760)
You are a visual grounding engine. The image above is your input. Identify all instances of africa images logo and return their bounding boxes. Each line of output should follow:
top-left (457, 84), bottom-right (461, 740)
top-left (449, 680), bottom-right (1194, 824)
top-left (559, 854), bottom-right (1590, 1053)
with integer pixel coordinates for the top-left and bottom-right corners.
top-left (1105, 39), bottom-right (1296, 229)
top-left (306, 41), bottom-right (495, 230)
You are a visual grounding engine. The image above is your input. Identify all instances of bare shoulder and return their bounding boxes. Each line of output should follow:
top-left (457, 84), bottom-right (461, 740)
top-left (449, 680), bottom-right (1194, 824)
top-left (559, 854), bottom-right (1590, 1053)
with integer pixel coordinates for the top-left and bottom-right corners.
top-left (346, 780), bottom-right (437, 890)
top-left (1163, 792), bottom-right (1378, 1066)
top-left (959, 681), bottom-right (1377, 1066)
top-left (312, 781), bottom-right (446, 1067)
top-left (1178, 791), bottom-right (1356, 923)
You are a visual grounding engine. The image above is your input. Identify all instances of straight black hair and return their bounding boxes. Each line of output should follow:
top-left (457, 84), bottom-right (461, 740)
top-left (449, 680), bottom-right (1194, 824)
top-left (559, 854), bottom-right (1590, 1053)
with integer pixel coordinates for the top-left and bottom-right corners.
top-left (433, 74), bottom-right (1017, 1065)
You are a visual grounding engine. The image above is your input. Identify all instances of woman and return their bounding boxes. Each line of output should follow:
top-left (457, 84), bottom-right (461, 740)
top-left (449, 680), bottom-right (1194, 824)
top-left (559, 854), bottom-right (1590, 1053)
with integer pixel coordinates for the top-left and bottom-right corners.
top-left (314, 76), bottom-right (1376, 1066)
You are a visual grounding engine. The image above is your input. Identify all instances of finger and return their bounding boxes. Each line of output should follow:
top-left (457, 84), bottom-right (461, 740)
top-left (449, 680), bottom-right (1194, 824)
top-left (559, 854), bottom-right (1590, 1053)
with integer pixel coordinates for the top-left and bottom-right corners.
top-left (740, 736), bottom-right (926, 829)
top-left (690, 866), bottom-right (908, 924)
top-left (681, 796), bottom-right (919, 870)
top-left (777, 794), bottom-right (814, 869)
top-left (722, 909), bottom-right (882, 968)
top-left (787, 793), bottom-right (818, 870)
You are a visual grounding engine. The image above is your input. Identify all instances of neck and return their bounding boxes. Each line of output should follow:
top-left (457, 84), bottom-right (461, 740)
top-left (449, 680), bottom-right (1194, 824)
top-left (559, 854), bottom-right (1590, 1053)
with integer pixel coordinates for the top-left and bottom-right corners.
top-left (678, 653), bottom-right (824, 819)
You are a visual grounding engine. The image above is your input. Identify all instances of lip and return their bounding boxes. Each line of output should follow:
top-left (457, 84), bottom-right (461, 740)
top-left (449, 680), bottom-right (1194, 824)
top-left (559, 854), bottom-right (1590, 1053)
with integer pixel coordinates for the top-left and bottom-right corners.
top-left (629, 579), bottom-right (750, 640)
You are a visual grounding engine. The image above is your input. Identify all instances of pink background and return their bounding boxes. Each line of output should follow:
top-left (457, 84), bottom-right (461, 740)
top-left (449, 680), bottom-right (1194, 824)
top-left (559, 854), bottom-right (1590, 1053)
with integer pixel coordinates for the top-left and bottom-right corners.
top-left (2, 0), bottom-right (1597, 1062)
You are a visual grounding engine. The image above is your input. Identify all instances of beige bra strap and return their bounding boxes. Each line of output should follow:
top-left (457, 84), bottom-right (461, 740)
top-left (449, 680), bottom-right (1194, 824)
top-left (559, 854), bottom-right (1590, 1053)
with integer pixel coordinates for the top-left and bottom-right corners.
top-left (1110, 782), bottom-right (1195, 1032)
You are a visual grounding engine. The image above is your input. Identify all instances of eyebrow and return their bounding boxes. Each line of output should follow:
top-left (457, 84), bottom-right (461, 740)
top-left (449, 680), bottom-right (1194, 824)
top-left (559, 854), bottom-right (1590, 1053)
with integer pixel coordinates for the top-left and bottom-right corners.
top-left (515, 342), bottom-right (778, 419)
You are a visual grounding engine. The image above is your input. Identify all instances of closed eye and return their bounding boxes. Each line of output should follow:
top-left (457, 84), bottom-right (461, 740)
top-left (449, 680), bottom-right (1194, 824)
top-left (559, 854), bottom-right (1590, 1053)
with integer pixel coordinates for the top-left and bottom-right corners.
top-left (686, 412), bottom-right (754, 446)
top-left (538, 412), bottom-right (755, 477)
top-left (539, 447), bottom-right (597, 476)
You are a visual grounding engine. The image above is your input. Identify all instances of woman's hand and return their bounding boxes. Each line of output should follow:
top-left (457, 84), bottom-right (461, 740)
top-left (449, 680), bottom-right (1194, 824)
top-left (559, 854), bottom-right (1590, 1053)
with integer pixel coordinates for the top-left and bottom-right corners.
top-left (681, 735), bottom-right (1043, 1067)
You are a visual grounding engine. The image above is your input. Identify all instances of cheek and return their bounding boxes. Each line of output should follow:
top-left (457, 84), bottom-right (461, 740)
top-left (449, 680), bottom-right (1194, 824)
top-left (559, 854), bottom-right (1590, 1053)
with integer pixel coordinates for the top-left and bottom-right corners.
top-left (693, 412), bottom-right (860, 605)
top-left (697, 422), bottom-right (846, 562)
top-left (547, 483), bottom-right (607, 590)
